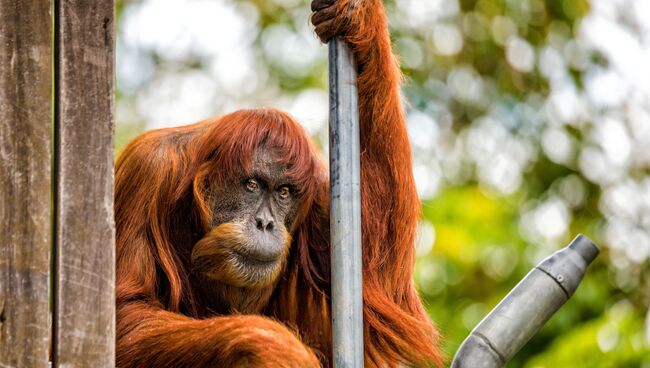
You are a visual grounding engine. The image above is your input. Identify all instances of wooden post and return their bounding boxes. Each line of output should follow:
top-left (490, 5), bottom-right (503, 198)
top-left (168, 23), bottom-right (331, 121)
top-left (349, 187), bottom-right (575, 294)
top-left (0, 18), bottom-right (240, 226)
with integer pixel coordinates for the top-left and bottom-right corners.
top-left (329, 38), bottom-right (364, 367)
top-left (53, 0), bottom-right (116, 366)
top-left (0, 1), bottom-right (52, 367)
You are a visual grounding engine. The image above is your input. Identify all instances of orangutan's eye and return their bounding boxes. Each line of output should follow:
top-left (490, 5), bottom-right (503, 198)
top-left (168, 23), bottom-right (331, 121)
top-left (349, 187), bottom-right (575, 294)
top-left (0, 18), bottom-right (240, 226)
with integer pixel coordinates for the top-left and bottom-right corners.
top-left (277, 186), bottom-right (291, 199)
top-left (245, 179), bottom-right (260, 192)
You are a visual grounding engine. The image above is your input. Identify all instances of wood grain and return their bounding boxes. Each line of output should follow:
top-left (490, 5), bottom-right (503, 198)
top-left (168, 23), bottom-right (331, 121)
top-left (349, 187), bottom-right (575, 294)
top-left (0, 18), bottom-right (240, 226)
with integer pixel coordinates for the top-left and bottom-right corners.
top-left (0, 1), bottom-right (52, 366)
top-left (53, 0), bottom-right (115, 366)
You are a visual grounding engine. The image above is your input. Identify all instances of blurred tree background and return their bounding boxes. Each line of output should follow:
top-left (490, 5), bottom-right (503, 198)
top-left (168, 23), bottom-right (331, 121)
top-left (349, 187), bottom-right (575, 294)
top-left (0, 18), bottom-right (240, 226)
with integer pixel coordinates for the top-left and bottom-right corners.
top-left (114, 0), bottom-right (650, 366)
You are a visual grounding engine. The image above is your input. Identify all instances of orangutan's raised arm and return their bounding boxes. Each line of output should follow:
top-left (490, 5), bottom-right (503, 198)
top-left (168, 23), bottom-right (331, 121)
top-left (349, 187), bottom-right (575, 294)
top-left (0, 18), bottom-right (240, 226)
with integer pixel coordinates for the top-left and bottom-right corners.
top-left (311, 1), bottom-right (444, 366)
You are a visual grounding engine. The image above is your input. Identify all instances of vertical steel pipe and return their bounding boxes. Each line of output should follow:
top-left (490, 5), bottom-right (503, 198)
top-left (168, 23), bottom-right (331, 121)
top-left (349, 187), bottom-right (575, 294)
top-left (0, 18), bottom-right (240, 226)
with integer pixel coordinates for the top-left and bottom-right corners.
top-left (329, 38), bottom-right (364, 368)
top-left (451, 235), bottom-right (599, 368)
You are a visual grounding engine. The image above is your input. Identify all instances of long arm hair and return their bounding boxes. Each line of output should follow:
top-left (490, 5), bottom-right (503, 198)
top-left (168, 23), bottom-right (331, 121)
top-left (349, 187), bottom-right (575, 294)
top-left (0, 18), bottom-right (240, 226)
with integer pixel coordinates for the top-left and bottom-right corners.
top-left (268, 1), bottom-right (444, 367)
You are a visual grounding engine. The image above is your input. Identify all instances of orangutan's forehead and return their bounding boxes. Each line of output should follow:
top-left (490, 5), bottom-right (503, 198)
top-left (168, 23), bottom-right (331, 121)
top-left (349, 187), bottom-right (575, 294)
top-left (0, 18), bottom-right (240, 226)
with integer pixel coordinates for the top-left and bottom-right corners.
top-left (250, 145), bottom-right (292, 184)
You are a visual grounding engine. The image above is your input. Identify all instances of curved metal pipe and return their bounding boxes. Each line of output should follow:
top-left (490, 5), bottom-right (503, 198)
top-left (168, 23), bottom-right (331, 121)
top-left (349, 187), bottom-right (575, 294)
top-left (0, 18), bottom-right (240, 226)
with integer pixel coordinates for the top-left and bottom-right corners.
top-left (451, 234), bottom-right (599, 368)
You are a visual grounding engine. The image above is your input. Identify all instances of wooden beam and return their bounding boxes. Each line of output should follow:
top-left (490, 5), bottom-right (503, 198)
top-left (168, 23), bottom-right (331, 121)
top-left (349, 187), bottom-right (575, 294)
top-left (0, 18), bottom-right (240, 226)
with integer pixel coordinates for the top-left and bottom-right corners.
top-left (0, 1), bottom-right (52, 366)
top-left (53, 0), bottom-right (116, 366)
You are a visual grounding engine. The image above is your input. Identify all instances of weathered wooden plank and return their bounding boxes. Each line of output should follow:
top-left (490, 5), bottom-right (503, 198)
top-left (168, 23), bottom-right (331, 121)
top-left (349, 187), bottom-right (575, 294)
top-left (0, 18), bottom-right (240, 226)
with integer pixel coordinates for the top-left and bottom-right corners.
top-left (0, 1), bottom-right (52, 367)
top-left (53, 0), bottom-right (115, 366)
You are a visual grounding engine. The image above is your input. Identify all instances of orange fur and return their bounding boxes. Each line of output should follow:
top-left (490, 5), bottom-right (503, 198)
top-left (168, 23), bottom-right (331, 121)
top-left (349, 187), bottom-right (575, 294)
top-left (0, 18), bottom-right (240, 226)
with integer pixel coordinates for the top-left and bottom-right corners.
top-left (115, 1), bottom-right (443, 367)
top-left (190, 222), bottom-right (291, 288)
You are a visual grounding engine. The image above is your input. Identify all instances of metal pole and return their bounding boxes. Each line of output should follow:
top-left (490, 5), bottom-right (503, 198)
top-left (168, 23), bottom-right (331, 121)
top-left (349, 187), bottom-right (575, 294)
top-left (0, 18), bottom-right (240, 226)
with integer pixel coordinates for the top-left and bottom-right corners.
top-left (329, 38), bottom-right (364, 368)
top-left (451, 235), bottom-right (599, 368)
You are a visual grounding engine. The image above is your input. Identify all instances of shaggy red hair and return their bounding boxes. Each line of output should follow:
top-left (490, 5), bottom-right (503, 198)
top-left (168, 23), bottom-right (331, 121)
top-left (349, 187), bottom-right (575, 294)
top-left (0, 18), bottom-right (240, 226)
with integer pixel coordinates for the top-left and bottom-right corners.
top-left (115, 1), bottom-right (443, 367)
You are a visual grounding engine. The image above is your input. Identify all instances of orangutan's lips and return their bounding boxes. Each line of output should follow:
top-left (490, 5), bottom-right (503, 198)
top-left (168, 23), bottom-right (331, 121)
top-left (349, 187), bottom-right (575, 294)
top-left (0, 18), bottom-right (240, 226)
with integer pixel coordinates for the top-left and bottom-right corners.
top-left (231, 248), bottom-right (280, 265)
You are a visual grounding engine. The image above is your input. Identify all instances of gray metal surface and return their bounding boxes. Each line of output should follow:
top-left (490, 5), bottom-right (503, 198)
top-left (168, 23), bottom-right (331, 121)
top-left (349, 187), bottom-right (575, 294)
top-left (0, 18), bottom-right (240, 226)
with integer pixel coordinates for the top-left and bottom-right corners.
top-left (329, 38), bottom-right (364, 368)
top-left (451, 234), bottom-right (599, 368)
